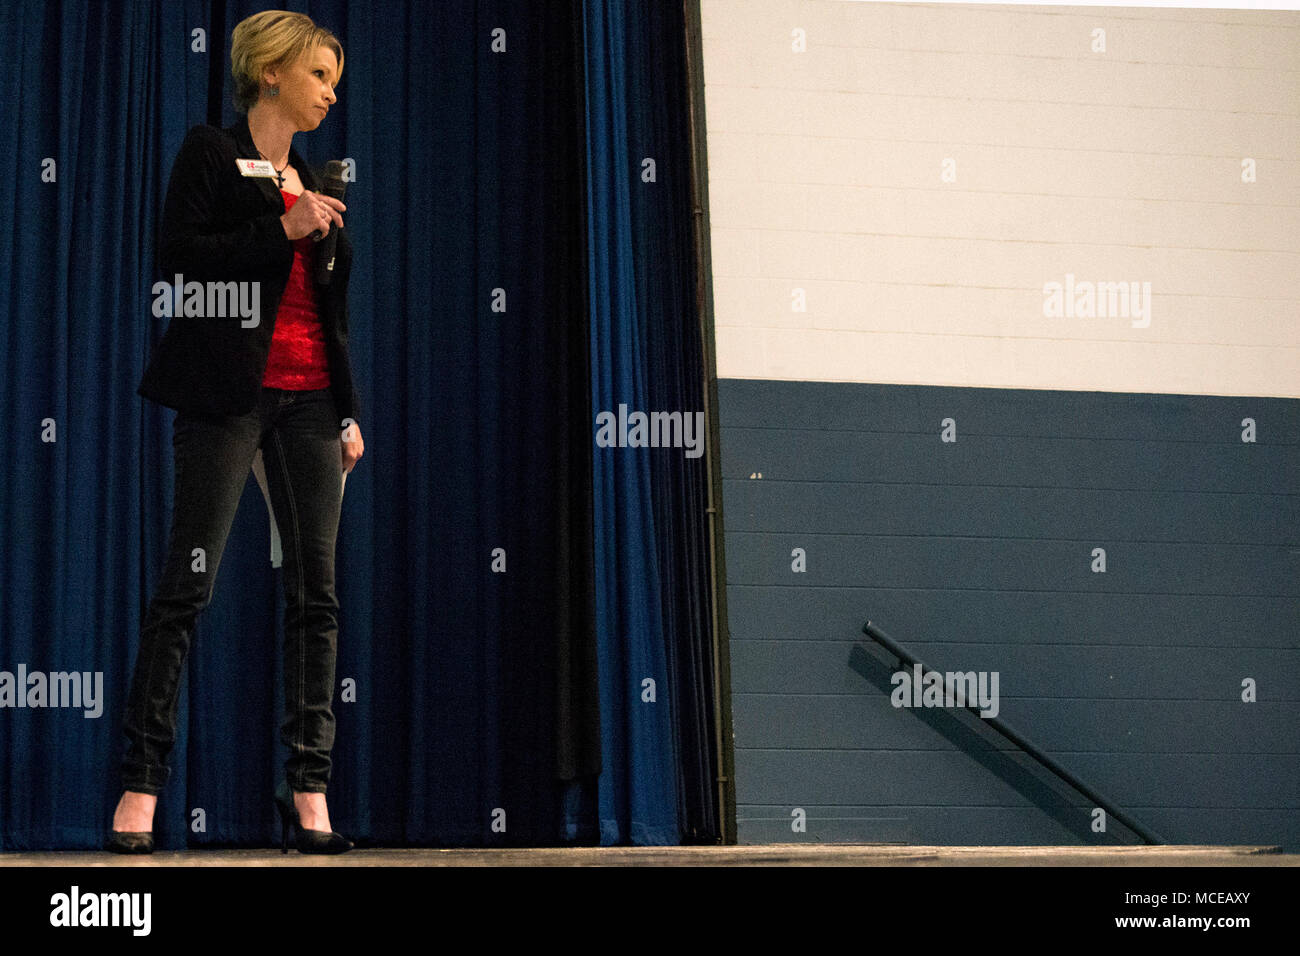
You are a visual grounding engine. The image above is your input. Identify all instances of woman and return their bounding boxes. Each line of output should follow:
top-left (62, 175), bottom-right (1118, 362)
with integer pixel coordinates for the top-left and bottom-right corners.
top-left (107, 10), bottom-right (362, 854)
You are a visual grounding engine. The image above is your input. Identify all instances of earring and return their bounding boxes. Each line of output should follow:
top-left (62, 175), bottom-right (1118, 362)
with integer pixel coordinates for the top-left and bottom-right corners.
top-left (268, 85), bottom-right (280, 97)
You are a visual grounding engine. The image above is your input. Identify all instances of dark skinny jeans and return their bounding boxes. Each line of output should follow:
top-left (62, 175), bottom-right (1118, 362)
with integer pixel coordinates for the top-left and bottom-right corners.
top-left (119, 386), bottom-right (344, 795)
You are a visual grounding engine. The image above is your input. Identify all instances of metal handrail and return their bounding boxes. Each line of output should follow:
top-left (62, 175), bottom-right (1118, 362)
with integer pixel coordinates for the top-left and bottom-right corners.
top-left (857, 619), bottom-right (1166, 845)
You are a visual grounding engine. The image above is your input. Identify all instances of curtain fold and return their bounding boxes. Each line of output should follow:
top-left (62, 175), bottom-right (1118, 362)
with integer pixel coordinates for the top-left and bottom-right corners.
top-left (628, 0), bottom-right (719, 845)
top-left (0, 0), bottom-right (208, 850)
top-left (581, 0), bottom-right (716, 844)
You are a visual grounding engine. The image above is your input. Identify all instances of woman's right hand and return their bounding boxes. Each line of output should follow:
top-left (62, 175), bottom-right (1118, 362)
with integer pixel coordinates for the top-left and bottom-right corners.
top-left (280, 190), bottom-right (346, 241)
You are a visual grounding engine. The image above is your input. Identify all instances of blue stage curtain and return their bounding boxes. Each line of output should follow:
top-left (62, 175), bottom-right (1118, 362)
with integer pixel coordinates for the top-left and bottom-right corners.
top-left (626, 0), bottom-right (720, 845)
top-left (580, 0), bottom-right (717, 844)
top-left (0, 0), bottom-right (210, 850)
top-left (0, 0), bottom-right (718, 849)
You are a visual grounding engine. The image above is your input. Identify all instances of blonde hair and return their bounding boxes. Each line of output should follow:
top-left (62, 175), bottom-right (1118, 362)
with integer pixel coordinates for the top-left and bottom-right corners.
top-left (230, 10), bottom-right (343, 114)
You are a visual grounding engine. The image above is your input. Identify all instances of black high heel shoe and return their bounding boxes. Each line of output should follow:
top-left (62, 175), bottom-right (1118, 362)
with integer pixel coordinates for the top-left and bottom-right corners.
top-left (103, 830), bottom-right (154, 854)
top-left (273, 780), bottom-right (353, 855)
top-left (105, 794), bottom-right (156, 854)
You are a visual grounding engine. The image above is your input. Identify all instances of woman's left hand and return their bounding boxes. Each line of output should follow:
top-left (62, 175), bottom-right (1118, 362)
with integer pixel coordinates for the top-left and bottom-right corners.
top-left (341, 422), bottom-right (365, 473)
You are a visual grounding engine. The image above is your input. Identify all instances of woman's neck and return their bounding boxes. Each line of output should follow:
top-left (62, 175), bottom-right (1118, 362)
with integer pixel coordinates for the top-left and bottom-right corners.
top-left (246, 105), bottom-right (294, 167)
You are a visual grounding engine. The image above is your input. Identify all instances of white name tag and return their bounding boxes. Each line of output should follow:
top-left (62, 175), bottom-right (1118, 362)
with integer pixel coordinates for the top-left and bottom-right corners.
top-left (236, 158), bottom-right (277, 178)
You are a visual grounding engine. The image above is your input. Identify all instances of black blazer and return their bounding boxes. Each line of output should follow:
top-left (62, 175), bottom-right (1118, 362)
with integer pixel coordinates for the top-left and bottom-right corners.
top-left (138, 114), bottom-right (361, 424)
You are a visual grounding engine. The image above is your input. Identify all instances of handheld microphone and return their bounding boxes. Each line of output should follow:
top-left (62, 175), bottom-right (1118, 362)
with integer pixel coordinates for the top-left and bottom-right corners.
top-left (312, 160), bottom-right (347, 286)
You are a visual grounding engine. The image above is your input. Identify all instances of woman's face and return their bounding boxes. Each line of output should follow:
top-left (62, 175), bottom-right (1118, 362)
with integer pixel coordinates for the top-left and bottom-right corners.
top-left (265, 46), bottom-right (338, 130)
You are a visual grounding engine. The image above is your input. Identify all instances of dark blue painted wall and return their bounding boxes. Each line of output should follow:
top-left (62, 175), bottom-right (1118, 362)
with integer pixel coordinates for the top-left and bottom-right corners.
top-left (719, 379), bottom-right (1299, 849)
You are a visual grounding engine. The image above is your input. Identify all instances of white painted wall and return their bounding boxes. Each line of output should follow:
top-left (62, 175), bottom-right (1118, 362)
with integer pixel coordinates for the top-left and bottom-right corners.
top-left (701, 1), bottom-right (1300, 397)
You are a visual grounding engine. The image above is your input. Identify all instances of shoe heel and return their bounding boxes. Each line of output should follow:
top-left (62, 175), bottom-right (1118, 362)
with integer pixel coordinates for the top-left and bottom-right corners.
top-left (274, 784), bottom-right (293, 855)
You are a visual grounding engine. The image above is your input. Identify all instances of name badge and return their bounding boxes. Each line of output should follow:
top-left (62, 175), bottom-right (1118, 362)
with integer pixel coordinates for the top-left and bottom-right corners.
top-left (236, 158), bottom-right (277, 178)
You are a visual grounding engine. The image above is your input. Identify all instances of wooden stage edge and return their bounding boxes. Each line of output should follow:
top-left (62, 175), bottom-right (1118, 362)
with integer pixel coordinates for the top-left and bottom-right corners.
top-left (2, 844), bottom-right (1296, 867)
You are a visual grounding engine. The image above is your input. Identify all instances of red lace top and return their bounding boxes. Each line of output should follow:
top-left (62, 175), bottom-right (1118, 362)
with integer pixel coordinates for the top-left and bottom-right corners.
top-left (262, 189), bottom-right (331, 390)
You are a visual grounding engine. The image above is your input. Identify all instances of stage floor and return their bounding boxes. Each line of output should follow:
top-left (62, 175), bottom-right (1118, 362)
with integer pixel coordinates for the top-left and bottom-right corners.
top-left (2, 844), bottom-right (1295, 866)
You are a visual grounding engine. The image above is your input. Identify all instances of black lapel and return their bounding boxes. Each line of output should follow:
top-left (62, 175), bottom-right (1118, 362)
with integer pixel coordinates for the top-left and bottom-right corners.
top-left (228, 114), bottom-right (320, 209)
top-left (229, 114), bottom-right (284, 212)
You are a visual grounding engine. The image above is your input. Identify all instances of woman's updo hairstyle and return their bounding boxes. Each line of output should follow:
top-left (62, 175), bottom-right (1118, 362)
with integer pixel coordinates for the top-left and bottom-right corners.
top-left (231, 10), bottom-right (343, 114)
